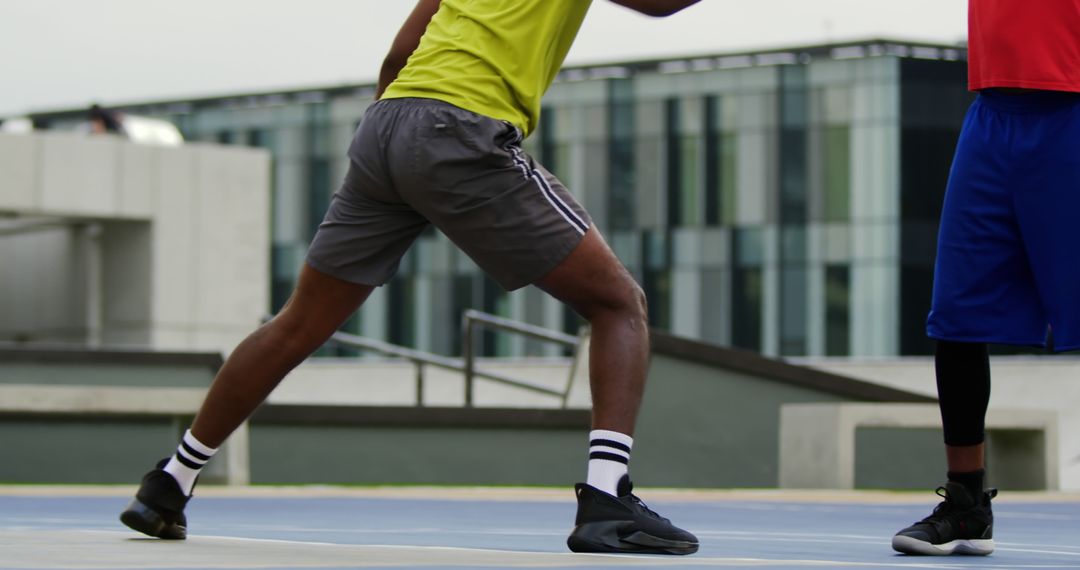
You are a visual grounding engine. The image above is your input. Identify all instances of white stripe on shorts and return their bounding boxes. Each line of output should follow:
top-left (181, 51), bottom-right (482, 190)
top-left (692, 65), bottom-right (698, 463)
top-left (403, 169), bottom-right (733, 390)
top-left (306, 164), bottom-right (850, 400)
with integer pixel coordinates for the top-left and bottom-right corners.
top-left (509, 145), bottom-right (589, 236)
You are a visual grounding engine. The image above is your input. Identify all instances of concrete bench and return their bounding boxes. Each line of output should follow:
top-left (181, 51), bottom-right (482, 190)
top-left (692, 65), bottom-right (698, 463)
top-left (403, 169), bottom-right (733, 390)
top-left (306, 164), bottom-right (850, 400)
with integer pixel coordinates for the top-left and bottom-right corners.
top-left (0, 384), bottom-right (249, 485)
top-left (779, 403), bottom-right (1059, 490)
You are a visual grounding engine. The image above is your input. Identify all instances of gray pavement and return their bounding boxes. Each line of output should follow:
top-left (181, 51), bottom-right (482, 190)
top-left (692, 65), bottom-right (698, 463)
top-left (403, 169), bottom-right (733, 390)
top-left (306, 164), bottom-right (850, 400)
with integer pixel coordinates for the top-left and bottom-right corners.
top-left (2, 487), bottom-right (1079, 569)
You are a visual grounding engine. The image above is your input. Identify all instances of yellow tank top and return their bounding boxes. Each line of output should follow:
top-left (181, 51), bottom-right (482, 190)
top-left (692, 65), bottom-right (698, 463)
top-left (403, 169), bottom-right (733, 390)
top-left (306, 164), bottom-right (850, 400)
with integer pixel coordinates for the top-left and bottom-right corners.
top-left (381, 0), bottom-right (593, 136)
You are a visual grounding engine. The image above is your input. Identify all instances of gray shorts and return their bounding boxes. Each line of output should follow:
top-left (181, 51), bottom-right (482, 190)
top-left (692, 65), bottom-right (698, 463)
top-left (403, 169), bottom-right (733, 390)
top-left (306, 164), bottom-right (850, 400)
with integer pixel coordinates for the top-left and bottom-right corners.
top-left (306, 98), bottom-right (591, 291)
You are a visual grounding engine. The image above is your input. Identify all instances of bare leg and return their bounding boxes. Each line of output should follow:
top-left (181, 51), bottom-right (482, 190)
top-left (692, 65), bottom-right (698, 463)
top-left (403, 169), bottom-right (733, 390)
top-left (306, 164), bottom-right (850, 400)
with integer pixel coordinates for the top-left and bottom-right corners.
top-left (190, 263), bottom-right (374, 447)
top-left (536, 226), bottom-right (648, 435)
top-left (946, 443), bottom-right (986, 473)
top-left (548, 227), bottom-right (699, 554)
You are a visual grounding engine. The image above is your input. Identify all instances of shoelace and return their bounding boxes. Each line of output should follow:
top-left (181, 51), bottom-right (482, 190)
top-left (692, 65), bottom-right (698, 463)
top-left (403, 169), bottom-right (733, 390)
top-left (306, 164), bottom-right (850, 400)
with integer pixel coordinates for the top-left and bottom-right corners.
top-left (619, 479), bottom-right (668, 522)
top-left (917, 486), bottom-right (956, 524)
top-left (628, 493), bottom-right (665, 521)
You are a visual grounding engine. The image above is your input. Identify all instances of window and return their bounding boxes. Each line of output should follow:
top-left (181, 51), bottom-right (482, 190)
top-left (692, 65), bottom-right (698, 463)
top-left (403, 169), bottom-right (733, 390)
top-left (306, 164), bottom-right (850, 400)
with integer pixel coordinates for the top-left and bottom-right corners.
top-left (481, 275), bottom-right (506, 356)
top-left (247, 128), bottom-right (270, 149)
top-left (704, 94), bottom-right (738, 225)
top-left (642, 230), bottom-right (672, 329)
top-left (731, 229), bottom-right (763, 351)
top-left (608, 79), bottom-right (637, 231)
top-left (679, 136), bottom-right (701, 225)
top-left (720, 132), bottom-right (737, 226)
top-left (306, 158), bottom-right (332, 241)
top-left (665, 99), bottom-right (681, 228)
top-left (538, 106), bottom-right (557, 167)
top-left (778, 225), bottom-right (809, 355)
top-left (386, 274), bottom-right (416, 348)
top-left (823, 126), bottom-right (851, 222)
top-left (732, 267), bottom-right (762, 351)
top-left (665, 98), bottom-right (702, 228)
top-left (825, 265), bottom-right (850, 356)
top-left (705, 96), bottom-right (720, 226)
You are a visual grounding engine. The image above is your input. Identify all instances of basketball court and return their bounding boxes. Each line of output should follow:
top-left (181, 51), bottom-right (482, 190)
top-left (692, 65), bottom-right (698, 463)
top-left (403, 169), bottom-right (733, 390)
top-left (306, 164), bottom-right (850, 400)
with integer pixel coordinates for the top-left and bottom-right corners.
top-left (3, 486), bottom-right (1078, 569)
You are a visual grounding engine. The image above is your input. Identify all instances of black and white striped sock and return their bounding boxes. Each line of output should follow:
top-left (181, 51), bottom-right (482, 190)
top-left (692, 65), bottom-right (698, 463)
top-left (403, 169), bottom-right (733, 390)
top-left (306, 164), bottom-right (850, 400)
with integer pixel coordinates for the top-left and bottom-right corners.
top-left (163, 429), bottom-right (217, 495)
top-left (586, 429), bottom-right (633, 496)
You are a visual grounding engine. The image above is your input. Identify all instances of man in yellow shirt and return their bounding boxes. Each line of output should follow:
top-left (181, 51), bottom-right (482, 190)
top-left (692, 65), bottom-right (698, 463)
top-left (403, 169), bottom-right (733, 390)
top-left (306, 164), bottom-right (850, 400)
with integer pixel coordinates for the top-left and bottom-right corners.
top-left (120, 0), bottom-right (701, 555)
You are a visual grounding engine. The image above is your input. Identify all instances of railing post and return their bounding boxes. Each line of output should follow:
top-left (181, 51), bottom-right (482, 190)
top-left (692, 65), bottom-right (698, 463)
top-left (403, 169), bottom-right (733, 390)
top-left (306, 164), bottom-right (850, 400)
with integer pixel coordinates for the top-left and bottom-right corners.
top-left (415, 361), bottom-right (425, 407)
top-left (463, 314), bottom-right (475, 407)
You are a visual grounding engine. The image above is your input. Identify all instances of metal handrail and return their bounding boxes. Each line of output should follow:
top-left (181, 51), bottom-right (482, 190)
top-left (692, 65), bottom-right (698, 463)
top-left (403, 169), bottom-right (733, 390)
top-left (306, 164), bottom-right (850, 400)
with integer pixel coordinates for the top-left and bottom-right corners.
top-left (305, 311), bottom-right (581, 407)
top-left (262, 314), bottom-right (456, 407)
top-left (324, 330), bottom-right (461, 407)
top-left (461, 309), bottom-right (581, 408)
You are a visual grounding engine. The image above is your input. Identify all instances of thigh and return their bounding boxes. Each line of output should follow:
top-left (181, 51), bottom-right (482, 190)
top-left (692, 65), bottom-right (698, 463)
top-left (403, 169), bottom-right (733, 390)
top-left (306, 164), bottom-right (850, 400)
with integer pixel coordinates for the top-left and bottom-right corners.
top-left (927, 100), bottom-right (1047, 346)
top-left (306, 183), bottom-right (429, 286)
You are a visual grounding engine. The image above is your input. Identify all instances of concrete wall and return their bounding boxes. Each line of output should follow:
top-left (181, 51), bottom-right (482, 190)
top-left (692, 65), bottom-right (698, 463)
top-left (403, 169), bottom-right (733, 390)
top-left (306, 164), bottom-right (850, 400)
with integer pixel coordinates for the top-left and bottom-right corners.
top-left (1, 341), bottom-right (943, 488)
top-left (798, 356), bottom-right (1080, 491)
top-left (0, 350), bottom-right (225, 483)
top-left (248, 349), bottom-right (943, 489)
top-left (0, 132), bottom-right (271, 354)
top-left (633, 353), bottom-right (850, 487)
top-left (251, 337), bottom-right (942, 488)
top-left (248, 422), bottom-right (586, 486)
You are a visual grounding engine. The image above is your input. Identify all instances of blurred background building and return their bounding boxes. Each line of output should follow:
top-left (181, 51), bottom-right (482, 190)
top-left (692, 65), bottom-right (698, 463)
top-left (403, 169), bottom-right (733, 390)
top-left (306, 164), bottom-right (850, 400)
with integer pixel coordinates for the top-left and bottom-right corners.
top-left (15, 39), bottom-right (971, 359)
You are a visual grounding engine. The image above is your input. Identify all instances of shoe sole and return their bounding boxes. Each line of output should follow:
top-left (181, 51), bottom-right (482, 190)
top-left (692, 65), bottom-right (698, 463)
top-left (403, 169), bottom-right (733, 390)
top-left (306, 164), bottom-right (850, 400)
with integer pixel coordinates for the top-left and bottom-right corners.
top-left (120, 498), bottom-right (187, 540)
top-left (567, 521), bottom-right (698, 555)
top-left (892, 535), bottom-right (994, 556)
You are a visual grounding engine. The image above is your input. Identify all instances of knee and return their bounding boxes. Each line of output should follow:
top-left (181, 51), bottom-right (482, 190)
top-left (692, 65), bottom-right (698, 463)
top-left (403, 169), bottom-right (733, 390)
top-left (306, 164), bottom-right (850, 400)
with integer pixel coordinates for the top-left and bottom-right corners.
top-left (257, 312), bottom-right (313, 355)
top-left (583, 276), bottom-right (648, 325)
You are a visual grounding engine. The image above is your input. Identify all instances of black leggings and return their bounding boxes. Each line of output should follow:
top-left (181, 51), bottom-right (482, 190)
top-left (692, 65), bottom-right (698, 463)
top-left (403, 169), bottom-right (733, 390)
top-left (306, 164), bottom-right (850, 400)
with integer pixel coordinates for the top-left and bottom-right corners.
top-left (935, 340), bottom-right (991, 447)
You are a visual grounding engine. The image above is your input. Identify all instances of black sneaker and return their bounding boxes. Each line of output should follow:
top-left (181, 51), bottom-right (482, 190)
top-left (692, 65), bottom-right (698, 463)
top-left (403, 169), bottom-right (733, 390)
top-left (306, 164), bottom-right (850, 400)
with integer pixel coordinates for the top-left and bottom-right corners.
top-left (119, 459), bottom-right (191, 539)
top-left (892, 482), bottom-right (997, 556)
top-left (567, 475), bottom-right (698, 555)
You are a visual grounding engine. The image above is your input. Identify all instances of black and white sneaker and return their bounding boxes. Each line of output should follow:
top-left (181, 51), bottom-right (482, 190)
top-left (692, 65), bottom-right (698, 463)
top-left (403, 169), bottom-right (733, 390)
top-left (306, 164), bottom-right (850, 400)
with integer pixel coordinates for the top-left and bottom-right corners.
top-left (119, 459), bottom-right (191, 539)
top-left (892, 482), bottom-right (997, 556)
top-left (567, 475), bottom-right (698, 555)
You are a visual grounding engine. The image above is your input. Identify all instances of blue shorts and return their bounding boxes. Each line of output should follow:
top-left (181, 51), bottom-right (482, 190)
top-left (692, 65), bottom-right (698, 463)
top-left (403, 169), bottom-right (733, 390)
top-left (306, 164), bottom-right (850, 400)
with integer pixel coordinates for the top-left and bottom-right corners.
top-left (927, 90), bottom-right (1080, 352)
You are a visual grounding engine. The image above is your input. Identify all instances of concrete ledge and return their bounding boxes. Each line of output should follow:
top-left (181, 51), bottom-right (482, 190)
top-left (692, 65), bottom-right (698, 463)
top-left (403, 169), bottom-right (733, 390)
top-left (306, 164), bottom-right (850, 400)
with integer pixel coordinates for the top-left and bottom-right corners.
top-left (0, 383), bottom-right (249, 485)
top-left (650, 332), bottom-right (935, 403)
top-left (0, 384), bottom-right (207, 415)
top-left (779, 403), bottom-right (1059, 490)
top-left (0, 346), bottom-right (224, 369)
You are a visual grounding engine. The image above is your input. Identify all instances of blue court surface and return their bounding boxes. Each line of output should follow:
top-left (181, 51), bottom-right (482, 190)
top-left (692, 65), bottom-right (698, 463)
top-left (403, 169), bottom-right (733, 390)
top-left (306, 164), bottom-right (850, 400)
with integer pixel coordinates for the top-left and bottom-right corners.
top-left (1, 486), bottom-right (1078, 569)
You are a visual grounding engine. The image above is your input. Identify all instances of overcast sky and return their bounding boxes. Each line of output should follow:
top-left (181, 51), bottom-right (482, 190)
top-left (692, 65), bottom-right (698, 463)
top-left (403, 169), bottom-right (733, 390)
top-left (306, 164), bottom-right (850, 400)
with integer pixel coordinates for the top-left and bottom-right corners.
top-left (0, 0), bottom-right (967, 116)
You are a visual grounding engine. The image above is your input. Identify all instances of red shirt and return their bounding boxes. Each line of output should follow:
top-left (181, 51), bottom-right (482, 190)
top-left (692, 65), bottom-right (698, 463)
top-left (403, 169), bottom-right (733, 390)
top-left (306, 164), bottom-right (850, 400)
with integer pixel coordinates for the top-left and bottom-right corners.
top-left (968, 0), bottom-right (1080, 92)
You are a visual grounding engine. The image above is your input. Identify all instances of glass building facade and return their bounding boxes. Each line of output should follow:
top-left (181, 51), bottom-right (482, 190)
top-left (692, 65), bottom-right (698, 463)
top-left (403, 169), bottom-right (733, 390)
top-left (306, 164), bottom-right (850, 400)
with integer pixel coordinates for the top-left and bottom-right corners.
top-left (32, 41), bottom-right (972, 358)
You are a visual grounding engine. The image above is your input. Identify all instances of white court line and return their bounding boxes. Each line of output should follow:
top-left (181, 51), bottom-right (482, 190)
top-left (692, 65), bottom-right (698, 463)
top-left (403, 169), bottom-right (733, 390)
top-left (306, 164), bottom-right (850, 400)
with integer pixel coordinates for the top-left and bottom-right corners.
top-left (127, 525), bottom-right (1080, 556)
top-left (114, 530), bottom-right (1080, 561)
top-left (997, 547), bottom-right (1080, 558)
top-left (195, 524), bottom-right (567, 536)
top-left (692, 530), bottom-right (1080, 556)
top-left (997, 541), bottom-right (1080, 552)
top-left (708, 502), bottom-right (1080, 521)
top-left (999, 512), bottom-right (1080, 521)
top-left (105, 524), bottom-right (1080, 558)
top-left (0, 530), bottom-right (1075, 570)
top-left (81, 531), bottom-right (1080, 568)
top-left (19, 521), bottom-right (1080, 558)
